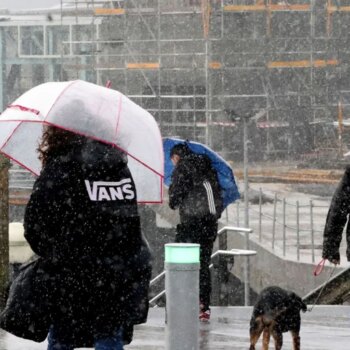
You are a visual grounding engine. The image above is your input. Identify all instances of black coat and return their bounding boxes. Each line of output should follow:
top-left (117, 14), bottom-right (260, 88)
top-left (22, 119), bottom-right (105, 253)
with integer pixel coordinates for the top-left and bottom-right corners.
top-left (169, 153), bottom-right (223, 224)
top-left (322, 166), bottom-right (350, 262)
top-left (23, 140), bottom-right (152, 346)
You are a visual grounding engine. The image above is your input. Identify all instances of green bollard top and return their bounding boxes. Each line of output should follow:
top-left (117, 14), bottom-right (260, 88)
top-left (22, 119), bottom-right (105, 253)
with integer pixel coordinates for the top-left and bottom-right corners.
top-left (165, 243), bottom-right (200, 264)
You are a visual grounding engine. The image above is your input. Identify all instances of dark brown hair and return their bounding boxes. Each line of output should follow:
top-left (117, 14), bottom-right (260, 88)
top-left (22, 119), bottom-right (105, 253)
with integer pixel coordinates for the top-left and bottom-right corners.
top-left (170, 143), bottom-right (192, 158)
top-left (37, 125), bottom-right (85, 166)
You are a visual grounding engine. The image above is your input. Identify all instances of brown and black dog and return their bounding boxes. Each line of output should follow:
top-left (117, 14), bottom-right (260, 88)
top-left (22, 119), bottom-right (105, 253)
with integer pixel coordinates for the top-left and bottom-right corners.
top-left (249, 286), bottom-right (307, 350)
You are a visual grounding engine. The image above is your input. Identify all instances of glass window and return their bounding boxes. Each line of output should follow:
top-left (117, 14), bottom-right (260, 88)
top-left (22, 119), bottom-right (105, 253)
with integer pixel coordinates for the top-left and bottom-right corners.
top-left (20, 26), bottom-right (44, 56)
top-left (47, 26), bottom-right (70, 56)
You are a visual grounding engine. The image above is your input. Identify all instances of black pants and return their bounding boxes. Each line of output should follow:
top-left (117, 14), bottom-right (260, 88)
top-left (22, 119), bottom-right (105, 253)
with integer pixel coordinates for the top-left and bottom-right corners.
top-left (175, 216), bottom-right (218, 311)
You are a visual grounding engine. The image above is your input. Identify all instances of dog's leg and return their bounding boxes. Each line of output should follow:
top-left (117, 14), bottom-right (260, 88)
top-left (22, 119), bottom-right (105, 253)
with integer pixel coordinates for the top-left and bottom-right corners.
top-left (249, 318), bottom-right (264, 350)
top-left (290, 330), bottom-right (300, 350)
top-left (271, 329), bottom-right (283, 350)
top-left (262, 328), bottom-right (270, 350)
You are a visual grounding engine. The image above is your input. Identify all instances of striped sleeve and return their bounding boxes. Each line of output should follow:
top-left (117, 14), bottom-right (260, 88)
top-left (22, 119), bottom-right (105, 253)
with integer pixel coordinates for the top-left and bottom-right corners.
top-left (203, 180), bottom-right (216, 215)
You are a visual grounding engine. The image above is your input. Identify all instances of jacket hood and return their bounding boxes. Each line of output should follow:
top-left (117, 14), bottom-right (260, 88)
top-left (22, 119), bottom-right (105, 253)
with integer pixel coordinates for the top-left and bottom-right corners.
top-left (44, 138), bottom-right (128, 175)
top-left (181, 152), bottom-right (212, 175)
top-left (80, 139), bottom-right (128, 170)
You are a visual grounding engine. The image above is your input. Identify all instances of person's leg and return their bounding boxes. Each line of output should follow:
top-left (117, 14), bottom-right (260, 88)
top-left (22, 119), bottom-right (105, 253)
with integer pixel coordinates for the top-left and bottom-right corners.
top-left (47, 326), bottom-right (74, 350)
top-left (175, 223), bottom-right (192, 243)
top-left (199, 239), bottom-right (214, 312)
top-left (94, 328), bottom-right (124, 350)
top-left (175, 219), bottom-right (215, 313)
top-left (199, 218), bottom-right (218, 313)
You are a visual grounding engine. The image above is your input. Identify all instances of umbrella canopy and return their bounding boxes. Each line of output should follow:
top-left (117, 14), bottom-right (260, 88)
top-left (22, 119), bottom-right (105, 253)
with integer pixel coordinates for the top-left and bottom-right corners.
top-left (0, 80), bottom-right (164, 203)
top-left (163, 137), bottom-right (240, 209)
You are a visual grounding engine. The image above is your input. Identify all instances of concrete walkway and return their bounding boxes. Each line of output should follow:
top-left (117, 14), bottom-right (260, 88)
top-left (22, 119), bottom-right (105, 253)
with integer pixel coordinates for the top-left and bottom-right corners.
top-left (0, 306), bottom-right (349, 349)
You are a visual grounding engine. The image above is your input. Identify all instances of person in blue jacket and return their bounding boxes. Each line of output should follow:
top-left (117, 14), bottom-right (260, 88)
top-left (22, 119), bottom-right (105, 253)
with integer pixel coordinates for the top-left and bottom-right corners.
top-left (168, 143), bottom-right (223, 322)
top-left (24, 125), bottom-right (152, 349)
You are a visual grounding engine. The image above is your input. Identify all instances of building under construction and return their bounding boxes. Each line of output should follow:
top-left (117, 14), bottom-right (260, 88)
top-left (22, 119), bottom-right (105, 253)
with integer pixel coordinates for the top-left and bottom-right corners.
top-left (0, 0), bottom-right (349, 161)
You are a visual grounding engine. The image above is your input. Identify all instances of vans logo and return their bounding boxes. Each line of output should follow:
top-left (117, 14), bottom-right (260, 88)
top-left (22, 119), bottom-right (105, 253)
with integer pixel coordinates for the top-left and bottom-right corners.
top-left (84, 179), bottom-right (135, 201)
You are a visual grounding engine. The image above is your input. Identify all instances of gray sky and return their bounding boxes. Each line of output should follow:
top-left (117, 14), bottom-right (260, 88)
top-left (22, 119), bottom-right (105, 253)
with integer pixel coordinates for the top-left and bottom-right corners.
top-left (0, 0), bottom-right (59, 10)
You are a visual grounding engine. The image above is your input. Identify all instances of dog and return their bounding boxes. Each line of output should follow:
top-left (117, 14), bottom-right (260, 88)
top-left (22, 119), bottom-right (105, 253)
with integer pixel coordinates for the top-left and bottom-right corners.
top-left (249, 286), bottom-right (307, 350)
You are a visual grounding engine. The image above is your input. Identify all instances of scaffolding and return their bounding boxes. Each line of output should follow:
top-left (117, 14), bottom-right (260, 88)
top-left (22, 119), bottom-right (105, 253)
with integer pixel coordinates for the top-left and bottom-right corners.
top-left (0, 0), bottom-right (346, 161)
top-left (59, 0), bottom-right (220, 146)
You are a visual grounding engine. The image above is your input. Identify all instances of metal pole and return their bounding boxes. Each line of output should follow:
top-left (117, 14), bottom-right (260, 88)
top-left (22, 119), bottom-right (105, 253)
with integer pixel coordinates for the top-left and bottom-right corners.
top-left (310, 200), bottom-right (315, 263)
top-left (259, 187), bottom-right (262, 242)
top-left (244, 117), bottom-right (249, 228)
top-left (338, 101), bottom-right (343, 158)
top-left (205, 39), bottom-right (209, 146)
top-left (282, 198), bottom-right (286, 257)
top-left (296, 200), bottom-right (300, 261)
top-left (272, 192), bottom-right (277, 249)
top-left (243, 116), bottom-right (250, 306)
top-left (218, 230), bottom-right (228, 306)
top-left (165, 243), bottom-right (199, 350)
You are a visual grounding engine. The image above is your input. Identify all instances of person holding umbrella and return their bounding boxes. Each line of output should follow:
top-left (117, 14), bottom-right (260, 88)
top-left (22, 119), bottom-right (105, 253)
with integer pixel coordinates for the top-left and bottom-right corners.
top-left (168, 143), bottom-right (223, 322)
top-left (23, 125), bottom-right (152, 349)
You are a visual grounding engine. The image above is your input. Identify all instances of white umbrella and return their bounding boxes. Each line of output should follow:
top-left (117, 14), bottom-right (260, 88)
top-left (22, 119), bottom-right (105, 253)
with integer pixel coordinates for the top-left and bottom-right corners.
top-left (0, 80), bottom-right (164, 203)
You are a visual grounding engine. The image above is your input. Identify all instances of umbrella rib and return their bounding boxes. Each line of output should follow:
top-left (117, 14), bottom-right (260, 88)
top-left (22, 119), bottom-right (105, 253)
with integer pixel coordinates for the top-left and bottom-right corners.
top-left (114, 93), bottom-right (123, 139)
top-left (1, 121), bottom-right (22, 150)
top-left (112, 93), bottom-right (163, 177)
top-left (7, 105), bottom-right (40, 115)
top-left (117, 145), bottom-right (164, 178)
top-left (0, 149), bottom-right (39, 176)
top-left (0, 120), bottom-right (43, 124)
top-left (44, 80), bottom-right (79, 121)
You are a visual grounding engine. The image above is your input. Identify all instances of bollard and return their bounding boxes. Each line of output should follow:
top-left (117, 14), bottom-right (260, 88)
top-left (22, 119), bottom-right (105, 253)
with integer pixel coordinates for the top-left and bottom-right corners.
top-left (165, 243), bottom-right (200, 350)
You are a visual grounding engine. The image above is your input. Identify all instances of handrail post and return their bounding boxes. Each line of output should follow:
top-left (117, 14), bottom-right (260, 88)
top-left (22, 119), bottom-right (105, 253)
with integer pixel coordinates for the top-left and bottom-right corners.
top-left (217, 226), bottom-right (253, 306)
top-left (217, 228), bottom-right (229, 306)
top-left (310, 199), bottom-right (315, 263)
top-left (219, 228), bottom-right (228, 251)
top-left (272, 192), bottom-right (277, 249)
top-left (212, 228), bottom-right (229, 306)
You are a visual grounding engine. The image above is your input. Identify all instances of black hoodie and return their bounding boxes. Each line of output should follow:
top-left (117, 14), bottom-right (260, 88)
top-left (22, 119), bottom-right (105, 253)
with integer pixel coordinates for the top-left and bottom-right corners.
top-left (24, 139), bottom-right (151, 346)
top-left (169, 152), bottom-right (223, 223)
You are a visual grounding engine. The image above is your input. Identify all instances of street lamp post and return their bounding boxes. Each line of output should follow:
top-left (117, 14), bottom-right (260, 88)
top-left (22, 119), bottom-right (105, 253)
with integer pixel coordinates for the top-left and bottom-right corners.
top-left (243, 116), bottom-right (250, 306)
top-left (225, 109), bottom-right (251, 305)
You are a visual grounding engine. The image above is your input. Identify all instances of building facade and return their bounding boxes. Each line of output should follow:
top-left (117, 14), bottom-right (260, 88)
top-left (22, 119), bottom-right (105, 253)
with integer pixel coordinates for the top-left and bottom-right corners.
top-left (0, 0), bottom-right (348, 161)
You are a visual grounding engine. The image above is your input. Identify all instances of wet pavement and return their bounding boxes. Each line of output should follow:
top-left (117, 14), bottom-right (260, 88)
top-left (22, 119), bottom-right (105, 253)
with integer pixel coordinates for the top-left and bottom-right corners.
top-left (1, 306), bottom-right (349, 349)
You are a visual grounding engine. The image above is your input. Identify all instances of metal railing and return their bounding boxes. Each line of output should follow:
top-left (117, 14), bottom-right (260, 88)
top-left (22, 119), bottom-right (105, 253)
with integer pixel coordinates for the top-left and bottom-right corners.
top-left (230, 189), bottom-right (330, 263)
top-left (149, 226), bottom-right (256, 307)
